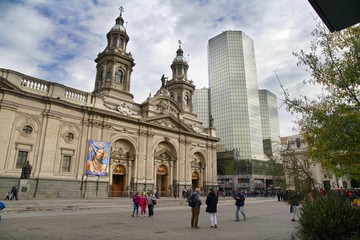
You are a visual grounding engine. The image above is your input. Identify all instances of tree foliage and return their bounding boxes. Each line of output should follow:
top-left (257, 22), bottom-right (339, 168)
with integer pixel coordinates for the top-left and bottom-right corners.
top-left (281, 23), bottom-right (360, 180)
top-left (281, 149), bottom-right (317, 194)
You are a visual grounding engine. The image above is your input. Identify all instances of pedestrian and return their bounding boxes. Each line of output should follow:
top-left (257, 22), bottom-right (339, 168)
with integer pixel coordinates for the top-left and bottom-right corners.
top-left (146, 191), bottom-right (155, 217)
top-left (234, 189), bottom-right (246, 221)
top-left (10, 186), bottom-right (18, 200)
top-left (205, 188), bottom-right (218, 228)
top-left (4, 192), bottom-right (11, 200)
top-left (289, 191), bottom-right (300, 221)
top-left (190, 188), bottom-right (202, 229)
top-left (140, 192), bottom-right (147, 217)
top-left (131, 191), bottom-right (141, 217)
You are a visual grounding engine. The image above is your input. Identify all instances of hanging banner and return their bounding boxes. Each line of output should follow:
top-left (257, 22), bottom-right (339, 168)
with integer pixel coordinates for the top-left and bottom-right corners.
top-left (86, 140), bottom-right (110, 176)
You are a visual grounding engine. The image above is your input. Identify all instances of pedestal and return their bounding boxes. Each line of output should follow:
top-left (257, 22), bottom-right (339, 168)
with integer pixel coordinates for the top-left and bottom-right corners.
top-left (18, 179), bottom-right (31, 199)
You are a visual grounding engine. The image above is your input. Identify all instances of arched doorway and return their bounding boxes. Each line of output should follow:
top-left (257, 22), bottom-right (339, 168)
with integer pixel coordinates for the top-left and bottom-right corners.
top-left (190, 152), bottom-right (206, 191)
top-left (156, 165), bottom-right (168, 196)
top-left (153, 141), bottom-right (177, 197)
top-left (112, 165), bottom-right (126, 197)
top-left (192, 171), bottom-right (199, 190)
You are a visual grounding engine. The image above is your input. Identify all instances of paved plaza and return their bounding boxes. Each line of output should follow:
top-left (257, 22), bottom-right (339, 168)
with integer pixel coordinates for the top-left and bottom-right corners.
top-left (0, 197), bottom-right (297, 240)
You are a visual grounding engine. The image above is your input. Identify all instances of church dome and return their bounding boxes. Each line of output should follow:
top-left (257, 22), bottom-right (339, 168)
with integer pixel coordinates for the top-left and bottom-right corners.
top-left (172, 47), bottom-right (187, 63)
top-left (110, 16), bottom-right (126, 32)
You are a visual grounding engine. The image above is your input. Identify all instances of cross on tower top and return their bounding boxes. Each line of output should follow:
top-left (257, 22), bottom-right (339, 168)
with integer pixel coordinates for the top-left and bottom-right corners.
top-left (119, 6), bottom-right (124, 16)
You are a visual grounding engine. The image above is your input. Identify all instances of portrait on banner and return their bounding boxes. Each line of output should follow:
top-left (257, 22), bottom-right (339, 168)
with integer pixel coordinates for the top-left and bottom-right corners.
top-left (86, 140), bottom-right (110, 176)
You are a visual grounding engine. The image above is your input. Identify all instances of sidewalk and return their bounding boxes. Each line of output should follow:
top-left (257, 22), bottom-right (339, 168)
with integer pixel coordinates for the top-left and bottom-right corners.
top-left (1, 196), bottom-right (273, 213)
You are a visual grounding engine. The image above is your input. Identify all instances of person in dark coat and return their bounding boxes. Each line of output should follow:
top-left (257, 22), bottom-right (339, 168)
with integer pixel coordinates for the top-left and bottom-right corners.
top-left (205, 188), bottom-right (218, 228)
top-left (234, 189), bottom-right (246, 221)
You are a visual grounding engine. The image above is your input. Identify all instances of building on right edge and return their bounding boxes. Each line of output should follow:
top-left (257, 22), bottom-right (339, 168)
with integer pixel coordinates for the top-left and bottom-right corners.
top-left (280, 134), bottom-right (351, 192)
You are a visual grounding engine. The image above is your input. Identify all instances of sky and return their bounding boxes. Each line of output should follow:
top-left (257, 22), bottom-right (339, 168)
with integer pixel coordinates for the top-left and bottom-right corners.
top-left (0, 0), bottom-right (322, 137)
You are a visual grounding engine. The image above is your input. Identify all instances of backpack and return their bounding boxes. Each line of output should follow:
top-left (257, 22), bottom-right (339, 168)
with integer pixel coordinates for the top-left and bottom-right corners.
top-left (151, 195), bottom-right (157, 205)
top-left (188, 194), bottom-right (197, 207)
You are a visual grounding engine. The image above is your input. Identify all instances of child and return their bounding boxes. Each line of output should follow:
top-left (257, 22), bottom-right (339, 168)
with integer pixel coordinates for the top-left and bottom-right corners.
top-left (140, 193), bottom-right (147, 217)
top-left (4, 192), bottom-right (11, 200)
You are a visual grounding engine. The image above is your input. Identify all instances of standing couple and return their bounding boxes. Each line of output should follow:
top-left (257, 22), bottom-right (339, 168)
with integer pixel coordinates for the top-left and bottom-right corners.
top-left (189, 188), bottom-right (218, 229)
top-left (190, 188), bottom-right (247, 229)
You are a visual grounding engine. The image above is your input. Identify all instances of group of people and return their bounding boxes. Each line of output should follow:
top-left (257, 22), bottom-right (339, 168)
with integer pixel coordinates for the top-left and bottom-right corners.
top-left (131, 191), bottom-right (157, 217)
top-left (4, 186), bottom-right (18, 201)
top-left (189, 188), bottom-right (247, 229)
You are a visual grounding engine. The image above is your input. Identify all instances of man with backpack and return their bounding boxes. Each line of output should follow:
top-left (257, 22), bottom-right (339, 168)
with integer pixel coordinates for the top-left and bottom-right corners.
top-left (189, 188), bottom-right (202, 229)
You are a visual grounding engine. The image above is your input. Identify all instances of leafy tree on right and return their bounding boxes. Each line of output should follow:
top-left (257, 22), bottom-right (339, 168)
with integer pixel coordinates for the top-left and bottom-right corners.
top-left (280, 23), bottom-right (360, 181)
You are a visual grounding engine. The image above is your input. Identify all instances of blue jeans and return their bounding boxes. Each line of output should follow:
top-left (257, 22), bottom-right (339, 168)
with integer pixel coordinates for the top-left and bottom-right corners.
top-left (132, 203), bottom-right (139, 216)
top-left (235, 206), bottom-right (246, 220)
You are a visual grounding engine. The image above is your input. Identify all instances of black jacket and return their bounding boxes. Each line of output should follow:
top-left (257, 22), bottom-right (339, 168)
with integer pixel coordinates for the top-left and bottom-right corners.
top-left (205, 191), bottom-right (218, 213)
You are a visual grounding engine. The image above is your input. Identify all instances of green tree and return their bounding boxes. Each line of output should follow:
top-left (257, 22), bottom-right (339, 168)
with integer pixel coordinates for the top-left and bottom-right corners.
top-left (281, 147), bottom-right (317, 194)
top-left (280, 23), bottom-right (360, 180)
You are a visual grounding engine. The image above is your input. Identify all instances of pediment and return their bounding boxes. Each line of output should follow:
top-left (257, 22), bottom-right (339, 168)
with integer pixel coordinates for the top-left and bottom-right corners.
top-left (0, 77), bottom-right (23, 91)
top-left (154, 148), bottom-right (176, 161)
top-left (142, 114), bottom-right (193, 132)
top-left (146, 95), bottom-right (184, 116)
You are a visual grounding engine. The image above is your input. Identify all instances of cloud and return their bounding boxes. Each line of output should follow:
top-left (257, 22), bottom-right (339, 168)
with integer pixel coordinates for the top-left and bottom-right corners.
top-left (0, 0), bottom-right (320, 136)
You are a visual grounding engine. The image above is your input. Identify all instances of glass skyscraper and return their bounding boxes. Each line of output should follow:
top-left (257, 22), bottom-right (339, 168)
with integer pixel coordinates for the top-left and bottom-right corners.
top-left (208, 31), bottom-right (264, 160)
top-left (259, 89), bottom-right (280, 142)
top-left (193, 87), bottom-right (210, 128)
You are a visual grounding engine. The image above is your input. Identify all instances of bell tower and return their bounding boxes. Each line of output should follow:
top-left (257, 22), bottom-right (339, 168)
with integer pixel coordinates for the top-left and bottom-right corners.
top-left (164, 40), bottom-right (195, 113)
top-left (93, 7), bottom-right (135, 102)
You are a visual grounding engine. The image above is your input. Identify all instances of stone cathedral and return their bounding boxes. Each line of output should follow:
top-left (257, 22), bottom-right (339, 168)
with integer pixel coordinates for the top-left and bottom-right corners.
top-left (0, 11), bottom-right (218, 199)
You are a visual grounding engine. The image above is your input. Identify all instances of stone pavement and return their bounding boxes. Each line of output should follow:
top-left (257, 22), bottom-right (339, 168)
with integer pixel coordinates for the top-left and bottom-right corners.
top-left (0, 197), bottom-right (298, 240)
top-left (1, 196), bottom-right (273, 212)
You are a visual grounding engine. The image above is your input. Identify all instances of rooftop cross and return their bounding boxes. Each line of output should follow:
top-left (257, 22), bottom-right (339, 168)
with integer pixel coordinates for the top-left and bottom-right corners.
top-left (119, 6), bottom-right (124, 16)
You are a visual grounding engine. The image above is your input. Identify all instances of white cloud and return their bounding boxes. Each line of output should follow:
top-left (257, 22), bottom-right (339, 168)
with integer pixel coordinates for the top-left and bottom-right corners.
top-left (0, 0), bottom-right (321, 137)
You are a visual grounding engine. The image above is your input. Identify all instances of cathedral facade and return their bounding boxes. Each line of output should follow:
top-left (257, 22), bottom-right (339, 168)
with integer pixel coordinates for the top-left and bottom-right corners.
top-left (0, 12), bottom-right (218, 199)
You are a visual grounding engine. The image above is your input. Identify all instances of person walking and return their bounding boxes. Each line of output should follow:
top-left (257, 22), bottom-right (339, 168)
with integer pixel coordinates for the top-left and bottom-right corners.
top-left (10, 186), bottom-right (18, 201)
top-left (234, 189), bottom-right (246, 221)
top-left (131, 191), bottom-right (141, 217)
top-left (139, 192), bottom-right (147, 217)
top-left (4, 192), bottom-right (11, 200)
top-left (146, 191), bottom-right (155, 217)
top-left (205, 188), bottom-right (218, 228)
top-left (289, 191), bottom-right (300, 221)
top-left (190, 188), bottom-right (202, 229)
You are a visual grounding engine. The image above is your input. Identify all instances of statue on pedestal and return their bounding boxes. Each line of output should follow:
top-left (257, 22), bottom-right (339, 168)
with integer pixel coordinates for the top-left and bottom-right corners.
top-left (20, 161), bottom-right (32, 179)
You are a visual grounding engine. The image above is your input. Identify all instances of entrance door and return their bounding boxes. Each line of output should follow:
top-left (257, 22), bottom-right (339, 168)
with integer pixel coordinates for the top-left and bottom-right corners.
top-left (192, 172), bottom-right (199, 190)
top-left (112, 165), bottom-right (126, 197)
top-left (112, 175), bottom-right (125, 197)
top-left (156, 165), bottom-right (168, 196)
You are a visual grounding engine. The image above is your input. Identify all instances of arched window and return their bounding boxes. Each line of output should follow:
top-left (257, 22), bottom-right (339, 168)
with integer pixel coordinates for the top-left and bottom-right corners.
top-left (112, 37), bottom-right (117, 47)
top-left (119, 38), bottom-right (124, 49)
top-left (185, 95), bottom-right (190, 106)
top-left (177, 96), bottom-right (182, 104)
top-left (100, 69), bottom-right (104, 81)
top-left (106, 71), bottom-right (111, 81)
top-left (116, 69), bottom-right (123, 83)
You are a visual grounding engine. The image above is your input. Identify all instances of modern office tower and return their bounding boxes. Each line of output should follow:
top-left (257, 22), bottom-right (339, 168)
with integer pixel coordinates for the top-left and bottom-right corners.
top-left (208, 31), bottom-right (264, 160)
top-left (193, 87), bottom-right (210, 128)
top-left (259, 89), bottom-right (280, 157)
